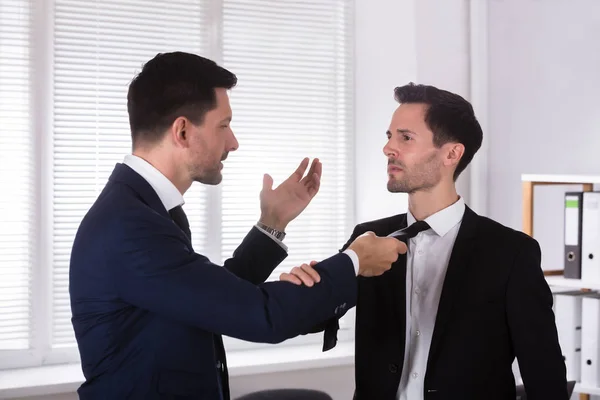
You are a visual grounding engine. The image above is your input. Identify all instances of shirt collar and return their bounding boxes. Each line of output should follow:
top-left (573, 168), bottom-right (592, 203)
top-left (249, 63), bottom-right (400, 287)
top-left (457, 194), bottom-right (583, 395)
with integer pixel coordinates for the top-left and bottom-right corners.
top-left (123, 154), bottom-right (184, 212)
top-left (406, 196), bottom-right (465, 237)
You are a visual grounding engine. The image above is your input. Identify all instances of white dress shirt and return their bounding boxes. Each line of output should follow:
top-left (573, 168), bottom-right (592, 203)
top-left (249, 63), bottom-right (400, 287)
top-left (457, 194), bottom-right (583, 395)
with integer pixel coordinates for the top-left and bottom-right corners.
top-left (397, 197), bottom-right (465, 400)
top-left (122, 155), bottom-right (359, 274)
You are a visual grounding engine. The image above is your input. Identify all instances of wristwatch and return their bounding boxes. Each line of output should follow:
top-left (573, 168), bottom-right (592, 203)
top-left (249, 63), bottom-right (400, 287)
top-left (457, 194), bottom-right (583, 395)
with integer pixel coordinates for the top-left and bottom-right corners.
top-left (257, 222), bottom-right (286, 240)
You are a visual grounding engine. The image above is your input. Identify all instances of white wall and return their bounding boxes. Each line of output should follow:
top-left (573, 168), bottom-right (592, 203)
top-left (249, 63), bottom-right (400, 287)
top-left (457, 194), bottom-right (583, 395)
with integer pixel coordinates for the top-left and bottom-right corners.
top-left (415, 0), bottom-right (472, 204)
top-left (354, 0), bottom-right (473, 223)
top-left (487, 0), bottom-right (600, 268)
top-left (487, 2), bottom-right (600, 396)
top-left (354, 0), bottom-right (417, 223)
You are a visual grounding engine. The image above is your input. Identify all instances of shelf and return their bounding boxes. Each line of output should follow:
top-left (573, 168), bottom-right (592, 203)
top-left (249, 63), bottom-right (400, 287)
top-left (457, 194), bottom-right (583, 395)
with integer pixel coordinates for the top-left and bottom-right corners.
top-left (521, 174), bottom-right (600, 184)
top-left (545, 277), bottom-right (600, 291)
top-left (576, 383), bottom-right (600, 396)
top-left (520, 175), bottom-right (596, 266)
top-left (522, 175), bottom-right (600, 400)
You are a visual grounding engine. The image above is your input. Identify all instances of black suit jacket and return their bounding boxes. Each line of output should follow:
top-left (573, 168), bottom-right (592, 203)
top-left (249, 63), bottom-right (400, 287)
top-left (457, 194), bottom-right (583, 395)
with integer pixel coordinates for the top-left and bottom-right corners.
top-left (322, 205), bottom-right (568, 400)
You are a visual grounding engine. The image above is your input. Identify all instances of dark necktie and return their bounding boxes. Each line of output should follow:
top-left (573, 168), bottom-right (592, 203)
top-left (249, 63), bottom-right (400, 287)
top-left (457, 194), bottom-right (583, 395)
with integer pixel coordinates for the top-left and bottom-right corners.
top-left (169, 205), bottom-right (191, 240)
top-left (388, 220), bottom-right (431, 242)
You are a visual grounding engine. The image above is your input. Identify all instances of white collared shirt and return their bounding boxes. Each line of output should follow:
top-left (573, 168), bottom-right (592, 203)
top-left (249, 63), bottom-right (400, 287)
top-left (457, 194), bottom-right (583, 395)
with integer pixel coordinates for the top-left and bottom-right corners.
top-left (397, 197), bottom-right (465, 400)
top-left (123, 154), bottom-right (184, 211)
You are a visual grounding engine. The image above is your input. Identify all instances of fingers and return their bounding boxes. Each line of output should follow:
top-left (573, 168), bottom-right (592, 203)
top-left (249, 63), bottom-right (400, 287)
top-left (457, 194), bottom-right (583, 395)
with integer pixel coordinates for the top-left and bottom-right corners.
top-left (279, 263), bottom-right (321, 286)
top-left (301, 158), bottom-right (321, 183)
top-left (309, 260), bottom-right (318, 267)
top-left (279, 272), bottom-right (302, 285)
top-left (382, 236), bottom-right (406, 250)
top-left (301, 263), bottom-right (321, 283)
top-left (354, 233), bottom-right (402, 278)
top-left (306, 173), bottom-right (321, 197)
top-left (314, 159), bottom-right (322, 179)
top-left (396, 239), bottom-right (408, 254)
top-left (305, 158), bottom-right (319, 178)
top-left (381, 237), bottom-right (402, 263)
top-left (300, 159), bottom-right (322, 197)
top-left (288, 264), bottom-right (318, 287)
top-left (262, 173), bottom-right (273, 191)
top-left (291, 157), bottom-right (310, 181)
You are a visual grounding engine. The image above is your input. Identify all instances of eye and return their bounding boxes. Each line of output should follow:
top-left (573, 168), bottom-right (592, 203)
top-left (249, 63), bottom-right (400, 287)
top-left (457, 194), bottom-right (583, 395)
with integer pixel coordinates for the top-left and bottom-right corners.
top-left (402, 134), bottom-right (412, 141)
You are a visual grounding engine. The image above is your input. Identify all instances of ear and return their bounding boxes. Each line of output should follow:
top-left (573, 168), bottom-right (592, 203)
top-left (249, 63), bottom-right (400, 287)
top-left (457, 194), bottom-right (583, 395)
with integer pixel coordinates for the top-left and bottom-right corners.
top-left (444, 142), bottom-right (465, 168)
top-left (171, 117), bottom-right (191, 148)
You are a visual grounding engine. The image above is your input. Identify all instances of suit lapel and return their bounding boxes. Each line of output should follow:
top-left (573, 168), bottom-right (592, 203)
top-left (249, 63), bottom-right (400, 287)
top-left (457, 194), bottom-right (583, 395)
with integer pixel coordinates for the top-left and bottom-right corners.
top-left (427, 206), bottom-right (479, 368)
top-left (386, 215), bottom-right (408, 322)
top-left (363, 214), bottom-right (408, 327)
top-left (108, 163), bottom-right (169, 217)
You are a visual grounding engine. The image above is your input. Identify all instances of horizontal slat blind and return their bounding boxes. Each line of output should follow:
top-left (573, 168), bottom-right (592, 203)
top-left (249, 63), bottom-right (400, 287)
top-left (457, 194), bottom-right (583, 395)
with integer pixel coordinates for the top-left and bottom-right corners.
top-left (51, 0), bottom-right (209, 348)
top-left (0, 0), bottom-right (34, 352)
top-left (1, 0), bottom-right (355, 368)
top-left (221, 0), bottom-right (353, 280)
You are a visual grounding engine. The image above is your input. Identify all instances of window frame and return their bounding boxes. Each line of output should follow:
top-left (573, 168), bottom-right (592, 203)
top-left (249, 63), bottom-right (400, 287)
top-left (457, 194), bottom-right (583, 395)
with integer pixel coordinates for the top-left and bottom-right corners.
top-left (0, 0), bottom-right (356, 371)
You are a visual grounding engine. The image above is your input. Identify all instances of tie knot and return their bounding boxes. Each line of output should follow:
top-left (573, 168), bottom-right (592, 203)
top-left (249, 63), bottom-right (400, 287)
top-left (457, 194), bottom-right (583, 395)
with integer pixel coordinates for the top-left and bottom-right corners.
top-left (387, 220), bottom-right (431, 241)
top-left (409, 220), bottom-right (430, 234)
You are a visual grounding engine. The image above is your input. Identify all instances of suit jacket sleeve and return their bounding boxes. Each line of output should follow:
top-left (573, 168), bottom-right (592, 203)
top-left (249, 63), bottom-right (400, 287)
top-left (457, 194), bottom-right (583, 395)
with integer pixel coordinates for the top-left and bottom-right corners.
top-left (223, 227), bottom-right (287, 285)
top-left (109, 211), bottom-right (357, 344)
top-left (306, 224), bottom-right (365, 350)
top-left (506, 237), bottom-right (569, 399)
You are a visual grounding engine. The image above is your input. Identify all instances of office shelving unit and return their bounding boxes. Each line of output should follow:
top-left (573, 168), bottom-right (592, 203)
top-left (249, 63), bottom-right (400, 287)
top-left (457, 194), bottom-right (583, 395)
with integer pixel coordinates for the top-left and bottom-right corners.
top-left (522, 174), bottom-right (600, 400)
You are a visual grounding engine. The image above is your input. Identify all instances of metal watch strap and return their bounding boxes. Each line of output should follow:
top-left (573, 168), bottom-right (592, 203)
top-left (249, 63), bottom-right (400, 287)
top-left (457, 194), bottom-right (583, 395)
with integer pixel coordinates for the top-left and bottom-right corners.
top-left (257, 222), bottom-right (286, 240)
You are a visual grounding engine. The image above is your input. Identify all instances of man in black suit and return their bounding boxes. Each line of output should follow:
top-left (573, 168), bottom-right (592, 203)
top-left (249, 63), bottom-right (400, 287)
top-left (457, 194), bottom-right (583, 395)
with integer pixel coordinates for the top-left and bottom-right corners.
top-left (69, 52), bottom-right (406, 400)
top-left (281, 83), bottom-right (568, 399)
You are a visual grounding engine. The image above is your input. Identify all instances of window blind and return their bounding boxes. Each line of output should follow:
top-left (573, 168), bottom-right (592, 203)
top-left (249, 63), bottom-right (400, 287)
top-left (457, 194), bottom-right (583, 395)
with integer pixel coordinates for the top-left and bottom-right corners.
top-left (0, 0), bottom-right (34, 352)
top-left (220, 0), bottom-right (354, 347)
top-left (0, 0), bottom-right (355, 368)
top-left (220, 0), bottom-right (354, 280)
top-left (51, 0), bottom-right (209, 348)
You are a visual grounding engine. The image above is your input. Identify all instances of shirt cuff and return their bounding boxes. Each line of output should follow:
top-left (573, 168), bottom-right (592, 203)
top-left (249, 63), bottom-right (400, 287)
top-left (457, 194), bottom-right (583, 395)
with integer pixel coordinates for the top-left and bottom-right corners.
top-left (255, 224), bottom-right (288, 252)
top-left (342, 249), bottom-right (359, 276)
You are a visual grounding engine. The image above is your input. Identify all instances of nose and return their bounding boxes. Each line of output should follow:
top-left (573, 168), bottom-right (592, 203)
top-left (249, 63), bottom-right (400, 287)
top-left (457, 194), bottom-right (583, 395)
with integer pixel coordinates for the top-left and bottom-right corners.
top-left (383, 140), bottom-right (397, 158)
top-left (229, 131), bottom-right (239, 152)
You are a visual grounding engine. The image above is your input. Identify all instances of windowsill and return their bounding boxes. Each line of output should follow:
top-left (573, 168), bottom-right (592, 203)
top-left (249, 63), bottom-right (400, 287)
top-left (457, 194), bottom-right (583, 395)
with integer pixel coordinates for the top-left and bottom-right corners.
top-left (0, 342), bottom-right (354, 398)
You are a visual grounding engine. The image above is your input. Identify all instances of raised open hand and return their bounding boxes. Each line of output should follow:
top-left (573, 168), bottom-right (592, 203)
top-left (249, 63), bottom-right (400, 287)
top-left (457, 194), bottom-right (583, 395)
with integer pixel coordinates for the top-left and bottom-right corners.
top-left (259, 157), bottom-right (322, 231)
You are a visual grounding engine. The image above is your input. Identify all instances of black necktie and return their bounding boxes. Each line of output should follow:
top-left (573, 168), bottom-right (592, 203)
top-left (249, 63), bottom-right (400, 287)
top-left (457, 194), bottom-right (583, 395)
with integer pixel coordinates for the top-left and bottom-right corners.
top-left (388, 220), bottom-right (431, 242)
top-left (169, 205), bottom-right (191, 240)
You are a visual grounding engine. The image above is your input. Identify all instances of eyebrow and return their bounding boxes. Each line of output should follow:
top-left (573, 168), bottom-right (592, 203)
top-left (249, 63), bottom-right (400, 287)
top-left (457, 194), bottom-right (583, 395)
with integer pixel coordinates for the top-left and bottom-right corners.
top-left (386, 128), bottom-right (417, 135)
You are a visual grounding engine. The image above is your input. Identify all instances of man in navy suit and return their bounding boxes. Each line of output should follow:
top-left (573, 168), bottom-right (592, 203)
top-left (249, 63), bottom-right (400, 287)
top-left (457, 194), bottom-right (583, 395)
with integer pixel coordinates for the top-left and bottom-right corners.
top-left (69, 51), bottom-right (406, 400)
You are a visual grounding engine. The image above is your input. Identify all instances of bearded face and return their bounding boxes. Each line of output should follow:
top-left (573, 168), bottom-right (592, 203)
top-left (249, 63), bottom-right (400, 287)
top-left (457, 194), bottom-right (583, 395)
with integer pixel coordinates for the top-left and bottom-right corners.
top-left (383, 103), bottom-right (449, 194)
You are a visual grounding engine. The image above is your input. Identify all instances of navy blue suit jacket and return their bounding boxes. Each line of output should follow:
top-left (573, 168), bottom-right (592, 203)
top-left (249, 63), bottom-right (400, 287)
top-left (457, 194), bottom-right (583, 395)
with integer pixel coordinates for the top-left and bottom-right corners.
top-left (69, 163), bottom-right (357, 400)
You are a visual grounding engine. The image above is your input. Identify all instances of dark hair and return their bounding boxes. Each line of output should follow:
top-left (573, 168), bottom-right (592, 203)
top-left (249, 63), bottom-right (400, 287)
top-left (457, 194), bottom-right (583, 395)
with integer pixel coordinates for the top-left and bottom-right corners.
top-left (394, 82), bottom-right (482, 181)
top-left (127, 51), bottom-right (237, 147)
